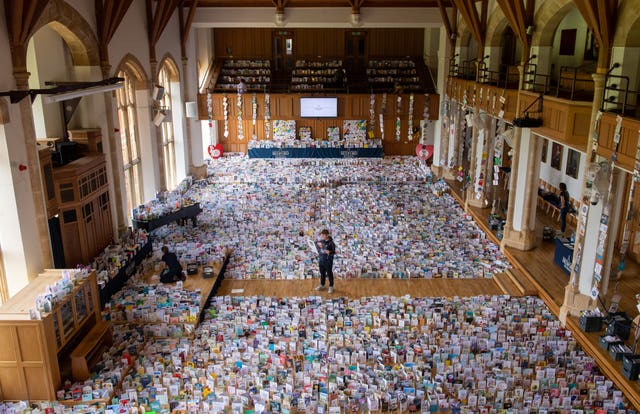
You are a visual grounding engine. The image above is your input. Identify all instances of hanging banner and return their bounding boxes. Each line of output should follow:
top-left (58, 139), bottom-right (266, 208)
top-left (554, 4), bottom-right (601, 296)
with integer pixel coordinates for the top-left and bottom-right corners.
top-left (264, 94), bottom-right (271, 139)
top-left (223, 94), bottom-right (229, 138)
top-left (237, 92), bottom-right (244, 140)
top-left (407, 93), bottom-right (414, 141)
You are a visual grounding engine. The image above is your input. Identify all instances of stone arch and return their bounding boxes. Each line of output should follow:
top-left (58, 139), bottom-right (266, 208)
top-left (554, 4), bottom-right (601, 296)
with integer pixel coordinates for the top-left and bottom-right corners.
top-left (32, 0), bottom-right (99, 66)
top-left (114, 54), bottom-right (149, 89)
top-left (157, 54), bottom-right (181, 82)
top-left (531, 0), bottom-right (575, 48)
top-left (614, 2), bottom-right (640, 47)
top-left (485, 6), bottom-right (508, 48)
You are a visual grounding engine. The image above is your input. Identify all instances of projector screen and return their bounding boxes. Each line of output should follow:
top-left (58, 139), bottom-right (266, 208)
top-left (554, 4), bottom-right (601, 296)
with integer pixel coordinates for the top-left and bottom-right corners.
top-left (300, 97), bottom-right (338, 118)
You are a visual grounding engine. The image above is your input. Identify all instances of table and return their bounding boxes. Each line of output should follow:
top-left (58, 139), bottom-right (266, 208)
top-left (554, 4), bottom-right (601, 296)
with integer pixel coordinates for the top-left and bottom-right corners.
top-left (553, 237), bottom-right (574, 275)
top-left (248, 147), bottom-right (383, 159)
top-left (132, 203), bottom-right (202, 231)
top-left (99, 239), bottom-right (152, 307)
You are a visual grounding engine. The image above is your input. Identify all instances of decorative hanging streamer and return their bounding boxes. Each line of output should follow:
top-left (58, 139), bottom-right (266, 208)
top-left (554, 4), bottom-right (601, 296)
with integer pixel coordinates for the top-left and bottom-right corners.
top-left (618, 130), bottom-right (640, 272)
top-left (474, 126), bottom-right (486, 197)
top-left (407, 93), bottom-right (414, 141)
top-left (207, 92), bottom-right (215, 144)
top-left (379, 93), bottom-right (387, 137)
top-left (222, 94), bottom-right (229, 138)
top-left (237, 92), bottom-right (244, 140)
top-left (369, 93), bottom-right (376, 138)
top-left (252, 93), bottom-right (258, 140)
top-left (492, 120), bottom-right (506, 187)
top-left (264, 94), bottom-right (271, 139)
top-left (421, 93), bottom-right (430, 144)
top-left (593, 115), bottom-right (623, 284)
top-left (395, 95), bottom-right (402, 142)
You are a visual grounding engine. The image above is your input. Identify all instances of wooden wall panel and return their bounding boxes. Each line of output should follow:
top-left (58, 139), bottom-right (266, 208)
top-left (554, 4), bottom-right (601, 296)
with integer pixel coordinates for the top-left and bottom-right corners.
top-left (597, 113), bottom-right (640, 172)
top-left (296, 28), bottom-right (344, 58)
top-left (214, 28), bottom-right (271, 59)
top-left (272, 95), bottom-right (296, 117)
top-left (212, 28), bottom-right (424, 61)
top-left (212, 92), bottom-right (440, 155)
top-left (367, 28), bottom-right (424, 58)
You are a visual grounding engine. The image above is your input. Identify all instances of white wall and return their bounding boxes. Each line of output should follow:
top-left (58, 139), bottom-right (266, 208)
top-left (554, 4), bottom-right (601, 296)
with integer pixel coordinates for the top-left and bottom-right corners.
top-left (538, 136), bottom-right (585, 200)
top-left (64, 0), bottom-right (97, 30)
top-left (108, 1), bottom-right (151, 79)
top-left (0, 105), bottom-right (45, 296)
top-left (550, 7), bottom-right (590, 79)
top-left (27, 26), bottom-right (67, 139)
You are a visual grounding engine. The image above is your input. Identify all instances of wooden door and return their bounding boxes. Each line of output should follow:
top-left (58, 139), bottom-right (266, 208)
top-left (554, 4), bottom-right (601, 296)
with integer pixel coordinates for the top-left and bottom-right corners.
top-left (272, 30), bottom-right (295, 74)
top-left (345, 31), bottom-right (367, 73)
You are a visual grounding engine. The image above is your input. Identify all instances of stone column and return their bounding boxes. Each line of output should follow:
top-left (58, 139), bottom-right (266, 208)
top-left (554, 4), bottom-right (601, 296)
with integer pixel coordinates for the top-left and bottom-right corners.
top-left (467, 113), bottom-right (491, 208)
top-left (432, 26), bottom-right (451, 177)
top-left (101, 63), bottom-right (126, 234)
top-left (14, 71), bottom-right (52, 270)
top-left (500, 127), bottom-right (539, 250)
top-left (443, 102), bottom-right (461, 180)
top-left (559, 72), bottom-right (607, 323)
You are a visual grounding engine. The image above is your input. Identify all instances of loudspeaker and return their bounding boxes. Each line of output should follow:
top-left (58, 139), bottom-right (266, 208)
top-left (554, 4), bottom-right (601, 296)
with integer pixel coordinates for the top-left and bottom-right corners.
top-left (185, 101), bottom-right (198, 118)
top-left (153, 110), bottom-right (167, 127)
top-left (152, 85), bottom-right (165, 101)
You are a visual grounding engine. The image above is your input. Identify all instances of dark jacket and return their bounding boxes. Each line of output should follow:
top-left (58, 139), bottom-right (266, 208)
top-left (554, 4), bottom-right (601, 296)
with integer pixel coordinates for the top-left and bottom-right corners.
top-left (162, 251), bottom-right (183, 272)
top-left (316, 237), bottom-right (336, 262)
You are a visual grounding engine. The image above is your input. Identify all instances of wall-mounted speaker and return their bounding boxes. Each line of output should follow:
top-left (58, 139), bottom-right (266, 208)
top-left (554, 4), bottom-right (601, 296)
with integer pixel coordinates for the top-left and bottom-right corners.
top-left (185, 101), bottom-right (198, 118)
top-left (152, 85), bottom-right (165, 101)
top-left (153, 110), bottom-right (167, 127)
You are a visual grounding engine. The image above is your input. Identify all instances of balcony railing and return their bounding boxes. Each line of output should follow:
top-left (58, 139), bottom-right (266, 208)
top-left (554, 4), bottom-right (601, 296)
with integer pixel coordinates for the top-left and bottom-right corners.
top-left (602, 73), bottom-right (639, 118)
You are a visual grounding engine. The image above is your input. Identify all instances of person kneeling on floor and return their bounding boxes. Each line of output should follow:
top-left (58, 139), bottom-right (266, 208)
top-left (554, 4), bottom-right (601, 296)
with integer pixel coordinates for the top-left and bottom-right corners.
top-left (160, 246), bottom-right (186, 283)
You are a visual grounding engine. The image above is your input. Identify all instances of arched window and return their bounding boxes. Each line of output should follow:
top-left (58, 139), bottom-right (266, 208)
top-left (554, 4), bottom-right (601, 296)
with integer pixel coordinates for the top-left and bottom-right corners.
top-left (116, 69), bottom-right (143, 219)
top-left (158, 64), bottom-right (177, 190)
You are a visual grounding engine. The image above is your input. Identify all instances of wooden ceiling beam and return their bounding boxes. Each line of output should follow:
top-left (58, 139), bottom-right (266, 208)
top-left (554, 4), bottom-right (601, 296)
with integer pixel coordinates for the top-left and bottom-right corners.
top-left (95, 0), bottom-right (134, 63)
top-left (574, 0), bottom-right (618, 68)
top-left (436, 0), bottom-right (457, 47)
top-left (453, 0), bottom-right (485, 53)
top-left (179, 0), bottom-right (199, 58)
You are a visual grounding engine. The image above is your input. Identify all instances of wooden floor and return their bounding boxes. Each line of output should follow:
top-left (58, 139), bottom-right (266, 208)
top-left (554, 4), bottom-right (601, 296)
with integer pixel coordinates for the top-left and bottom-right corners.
top-left (217, 277), bottom-right (503, 298)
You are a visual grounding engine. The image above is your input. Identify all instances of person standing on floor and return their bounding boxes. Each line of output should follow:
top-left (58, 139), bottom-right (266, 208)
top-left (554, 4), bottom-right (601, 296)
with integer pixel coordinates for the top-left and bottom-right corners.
top-left (314, 229), bottom-right (336, 293)
top-left (559, 182), bottom-right (570, 234)
top-left (160, 246), bottom-right (186, 283)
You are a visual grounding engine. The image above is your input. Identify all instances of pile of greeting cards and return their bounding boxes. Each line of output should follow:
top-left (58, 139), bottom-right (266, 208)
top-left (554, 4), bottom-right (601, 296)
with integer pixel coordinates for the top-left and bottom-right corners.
top-left (132, 177), bottom-right (195, 221)
top-left (195, 156), bottom-right (509, 279)
top-left (45, 295), bottom-right (631, 413)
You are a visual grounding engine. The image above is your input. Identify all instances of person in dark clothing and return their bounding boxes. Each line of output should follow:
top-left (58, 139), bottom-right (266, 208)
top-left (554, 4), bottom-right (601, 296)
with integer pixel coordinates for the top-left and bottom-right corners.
top-left (559, 182), bottom-right (570, 234)
top-left (161, 246), bottom-right (186, 283)
top-left (314, 229), bottom-right (336, 293)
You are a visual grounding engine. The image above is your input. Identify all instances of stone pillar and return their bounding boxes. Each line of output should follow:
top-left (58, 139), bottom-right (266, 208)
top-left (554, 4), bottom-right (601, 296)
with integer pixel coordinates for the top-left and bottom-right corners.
top-left (136, 87), bottom-right (162, 202)
top-left (465, 114), bottom-right (480, 209)
top-left (559, 72), bottom-right (607, 323)
top-left (500, 127), bottom-right (539, 250)
top-left (181, 57), bottom-right (193, 173)
top-left (442, 101), bottom-right (457, 181)
top-left (101, 63), bottom-right (126, 234)
top-left (467, 113), bottom-right (490, 208)
top-left (14, 71), bottom-right (52, 270)
top-left (0, 95), bottom-right (47, 296)
top-left (601, 169), bottom-right (626, 295)
top-left (432, 26), bottom-right (451, 177)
